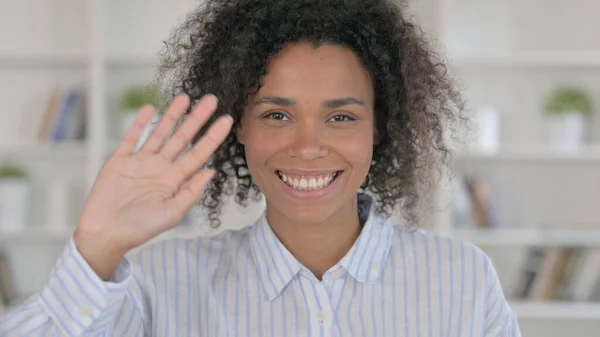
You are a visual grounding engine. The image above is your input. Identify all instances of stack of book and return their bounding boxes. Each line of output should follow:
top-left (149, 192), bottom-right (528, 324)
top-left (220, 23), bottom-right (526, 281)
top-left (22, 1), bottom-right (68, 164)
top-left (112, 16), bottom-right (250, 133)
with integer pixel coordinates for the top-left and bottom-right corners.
top-left (36, 87), bottom-right (87, 143)
top-left (513, 247), bottom-right (600, 302)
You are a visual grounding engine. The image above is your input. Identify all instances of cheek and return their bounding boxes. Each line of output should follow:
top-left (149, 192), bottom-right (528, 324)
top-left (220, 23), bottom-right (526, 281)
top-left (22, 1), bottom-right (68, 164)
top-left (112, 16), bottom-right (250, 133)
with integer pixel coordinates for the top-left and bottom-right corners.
top-left (337, 132), bottom-right (374, 169)
top-left (241, 127), bottom-right (277, 168)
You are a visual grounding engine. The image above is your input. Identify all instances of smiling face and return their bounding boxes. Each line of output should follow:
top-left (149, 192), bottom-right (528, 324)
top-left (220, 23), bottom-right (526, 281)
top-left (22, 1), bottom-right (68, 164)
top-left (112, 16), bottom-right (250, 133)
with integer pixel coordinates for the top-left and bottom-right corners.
top-left (237, 43), bottom-right (375, 225)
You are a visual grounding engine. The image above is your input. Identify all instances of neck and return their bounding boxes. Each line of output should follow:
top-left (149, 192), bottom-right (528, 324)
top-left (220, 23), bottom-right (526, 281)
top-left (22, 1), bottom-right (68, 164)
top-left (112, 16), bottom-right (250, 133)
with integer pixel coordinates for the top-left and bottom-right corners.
top-left (265, 196), bottom-right (362, 280)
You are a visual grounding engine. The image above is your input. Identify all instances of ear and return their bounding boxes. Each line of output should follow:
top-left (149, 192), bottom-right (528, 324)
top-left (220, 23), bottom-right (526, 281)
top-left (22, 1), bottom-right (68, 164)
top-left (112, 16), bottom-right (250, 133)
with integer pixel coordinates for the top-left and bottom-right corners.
top-left (236, 119), bottom-right (246, 145)
top-left (373, 127), bottom-right (379, 146)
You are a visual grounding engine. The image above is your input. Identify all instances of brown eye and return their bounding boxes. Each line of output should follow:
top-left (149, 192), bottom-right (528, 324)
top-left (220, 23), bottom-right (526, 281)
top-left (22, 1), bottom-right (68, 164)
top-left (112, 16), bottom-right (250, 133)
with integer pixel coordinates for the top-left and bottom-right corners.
top-left (264, 111), bottom-right (289, 121)
top-left (328, 114), bottom-right (355, 122)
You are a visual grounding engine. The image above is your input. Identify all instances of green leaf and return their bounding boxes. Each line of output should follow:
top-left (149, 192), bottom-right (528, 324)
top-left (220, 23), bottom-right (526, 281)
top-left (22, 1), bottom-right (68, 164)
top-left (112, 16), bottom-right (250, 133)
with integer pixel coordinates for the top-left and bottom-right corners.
top-left (0, 164), bottom-right (28, 179)
top-left (120, 85), bottom-right (164, 111)
top-left (544, 87), bottom-right (592, 115)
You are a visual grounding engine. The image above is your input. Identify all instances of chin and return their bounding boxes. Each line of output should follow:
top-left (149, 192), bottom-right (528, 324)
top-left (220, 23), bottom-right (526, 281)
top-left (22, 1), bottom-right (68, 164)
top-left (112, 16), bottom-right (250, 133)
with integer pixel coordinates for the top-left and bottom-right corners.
top-left (277, 202), bottom-right (337, 225)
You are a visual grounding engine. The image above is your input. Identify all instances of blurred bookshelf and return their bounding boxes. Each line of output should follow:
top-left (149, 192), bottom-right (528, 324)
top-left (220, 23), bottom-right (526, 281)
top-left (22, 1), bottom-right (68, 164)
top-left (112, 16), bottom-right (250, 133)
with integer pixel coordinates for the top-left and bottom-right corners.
top-left (432, 0), bottom-right (600, 335)
top-left (0, 0), bottom-right (200, 314)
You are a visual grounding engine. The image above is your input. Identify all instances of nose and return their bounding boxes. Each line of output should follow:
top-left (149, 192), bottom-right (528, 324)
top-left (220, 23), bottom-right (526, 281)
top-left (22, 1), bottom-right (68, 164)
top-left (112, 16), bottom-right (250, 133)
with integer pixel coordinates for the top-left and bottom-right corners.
top-left (287, 122), bottom-right (328, 161)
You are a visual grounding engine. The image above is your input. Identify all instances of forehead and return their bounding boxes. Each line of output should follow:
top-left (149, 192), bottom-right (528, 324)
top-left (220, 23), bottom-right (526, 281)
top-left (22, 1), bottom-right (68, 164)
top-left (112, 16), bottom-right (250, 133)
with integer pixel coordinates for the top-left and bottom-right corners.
top-left (257, 43), bottom-right (374, 103)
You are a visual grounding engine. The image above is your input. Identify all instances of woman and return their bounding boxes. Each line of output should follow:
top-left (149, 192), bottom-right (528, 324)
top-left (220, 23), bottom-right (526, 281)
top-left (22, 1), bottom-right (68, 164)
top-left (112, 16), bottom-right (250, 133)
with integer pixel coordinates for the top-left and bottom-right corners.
top-left (1, 0), bottom-right (520, 336)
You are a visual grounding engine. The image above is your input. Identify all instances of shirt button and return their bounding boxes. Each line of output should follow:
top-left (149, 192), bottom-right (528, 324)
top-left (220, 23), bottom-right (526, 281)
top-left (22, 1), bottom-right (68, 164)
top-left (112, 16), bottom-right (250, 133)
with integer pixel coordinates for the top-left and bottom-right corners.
top-left (317, 311), bottom-right (327, 323)
top-left (78, 306), bottom-right (93, 318)
top-left (78, 306), bottom-right (92, 318)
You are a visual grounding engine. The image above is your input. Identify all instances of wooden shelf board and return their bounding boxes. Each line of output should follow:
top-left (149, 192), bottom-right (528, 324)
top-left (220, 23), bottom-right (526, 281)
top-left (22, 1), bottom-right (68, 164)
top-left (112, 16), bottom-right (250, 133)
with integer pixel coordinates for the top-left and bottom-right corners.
top-left (452, 51), bottom-right (600, 68)
top-left (457, 145), bottom-right (600, 163)
top-left (510, 301), bottom-right (600, 320)
top-left (0, 142), bottom-right (87, 159)
top-left (453, 228), bottom-right (600, 247)
top-left (0, 51), bottom-right (87, 67)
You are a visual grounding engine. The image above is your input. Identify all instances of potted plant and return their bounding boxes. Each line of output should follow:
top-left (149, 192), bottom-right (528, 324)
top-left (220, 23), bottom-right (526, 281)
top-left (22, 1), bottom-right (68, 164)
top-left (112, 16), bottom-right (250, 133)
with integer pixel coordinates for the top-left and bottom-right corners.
top-left (0, 164), bottom-right (30, 233)
top-left (119, 84), bottom-right (164, 137)
top-left (543, 86), bottom-right (593, 151)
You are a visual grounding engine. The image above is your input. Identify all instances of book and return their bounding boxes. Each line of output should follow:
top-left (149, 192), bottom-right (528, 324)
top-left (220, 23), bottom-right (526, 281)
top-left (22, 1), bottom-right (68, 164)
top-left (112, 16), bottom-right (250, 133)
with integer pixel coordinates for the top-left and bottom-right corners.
top-left (36, 87), bottom-right (87, 143)
top-left (513, 247), bottom-right (546, 298)
top-left (0, 251), bottom-right (16, 306)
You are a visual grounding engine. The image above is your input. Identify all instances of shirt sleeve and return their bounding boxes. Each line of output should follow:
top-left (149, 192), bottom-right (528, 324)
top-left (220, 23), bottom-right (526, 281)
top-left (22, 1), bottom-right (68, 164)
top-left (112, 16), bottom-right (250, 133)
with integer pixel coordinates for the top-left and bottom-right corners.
top-left (484, 257), bottom-right (522, 337)
top-left (0, 237), bottom-right (149, 336)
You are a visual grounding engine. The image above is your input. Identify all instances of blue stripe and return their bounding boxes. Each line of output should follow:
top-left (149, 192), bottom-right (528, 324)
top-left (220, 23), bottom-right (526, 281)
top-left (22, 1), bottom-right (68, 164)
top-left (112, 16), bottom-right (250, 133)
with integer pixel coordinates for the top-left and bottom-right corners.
top-left (457, 244), bottom-right (466, 336)
top-left (399, 231), bottom-right (409, 337)
top-left (469, 247), bottom-right (477, 337)
top-left (222, 241), bottom-right (235, 337)
top-left (435, 235), bottom-right (444, 336)
top-left (150, 245), bottom-right (158, 334)
top-left (390, 243), bottom-right (397, 335)
top-left (213, 239), bottom-right (225, 337)
top-left (162, 240), bottom-right (170, 336)
top-left (346, 278), bottom-right (358, 337)
top-left (185, 239), bottom-right (191, 337)
top-left (0, 199), bottom-right (519, 337)
top-left (204, 239), bottom-right (214, 336)
top-left (298, 278), bottom-right (312, 335)
top-left (424, 234), bottom-right (433, 337)
top-left (447, 238), bottom-right (454, 334)
top-left (411, 233), bottom-right (421, 337)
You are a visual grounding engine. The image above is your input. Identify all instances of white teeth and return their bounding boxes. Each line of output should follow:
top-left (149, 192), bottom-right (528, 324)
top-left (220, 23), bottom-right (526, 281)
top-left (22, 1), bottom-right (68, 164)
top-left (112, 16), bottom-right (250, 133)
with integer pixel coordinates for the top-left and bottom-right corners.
top-left (277, 171), bottom-right (338, 191)
top-left (300, 179), bottom-right (308, 189)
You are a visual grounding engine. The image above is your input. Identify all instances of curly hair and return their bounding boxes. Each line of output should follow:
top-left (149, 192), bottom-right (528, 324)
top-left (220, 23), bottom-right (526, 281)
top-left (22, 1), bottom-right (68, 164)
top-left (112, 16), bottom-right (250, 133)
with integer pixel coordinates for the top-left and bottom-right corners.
top-left (153, 0), bottom-right (465, 228)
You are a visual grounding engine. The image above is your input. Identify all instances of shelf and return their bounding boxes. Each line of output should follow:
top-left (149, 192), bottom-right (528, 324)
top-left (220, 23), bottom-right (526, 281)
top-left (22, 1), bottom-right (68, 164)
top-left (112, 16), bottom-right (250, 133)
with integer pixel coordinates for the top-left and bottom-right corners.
top-left (452, 51), bottom-right (600, 68)
top-left (0, 142), bottom-right (87, 160)
top-left (104, 53), bottom-right (159, 68)
top-left (0, 51), bottom-right (87, 67)
top-left (457, 145), bottom-right (600, 164)
top-left (0, 229), bottom-right (72, 245)
top-left (453, 228), bottom-right (600, 247)
top-left (510, 301), bottom-right (600, 320)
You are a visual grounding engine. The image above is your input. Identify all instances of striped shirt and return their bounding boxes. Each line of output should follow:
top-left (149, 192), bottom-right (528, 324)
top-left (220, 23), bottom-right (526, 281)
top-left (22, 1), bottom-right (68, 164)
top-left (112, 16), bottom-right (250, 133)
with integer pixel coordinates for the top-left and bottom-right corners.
top-left (0, 196), bottom-right (521, 336)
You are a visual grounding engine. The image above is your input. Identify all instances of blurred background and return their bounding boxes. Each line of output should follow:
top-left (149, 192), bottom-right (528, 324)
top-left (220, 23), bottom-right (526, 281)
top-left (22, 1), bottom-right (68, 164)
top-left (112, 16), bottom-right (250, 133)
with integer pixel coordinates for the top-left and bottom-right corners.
top-left (0, 0), bottom-right (599, 336)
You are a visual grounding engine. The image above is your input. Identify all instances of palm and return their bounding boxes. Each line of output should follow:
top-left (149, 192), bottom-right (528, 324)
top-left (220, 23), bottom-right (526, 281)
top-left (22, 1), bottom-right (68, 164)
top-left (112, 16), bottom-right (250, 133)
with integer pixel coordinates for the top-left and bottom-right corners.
top-left (87, 155), bottom-right (182, 246)
top-left (76, 94), bottom-right (232, 251)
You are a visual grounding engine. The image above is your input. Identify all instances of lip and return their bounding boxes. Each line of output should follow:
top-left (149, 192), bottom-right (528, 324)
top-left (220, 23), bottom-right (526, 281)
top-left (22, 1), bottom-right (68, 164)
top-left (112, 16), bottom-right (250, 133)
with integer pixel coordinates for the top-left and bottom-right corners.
top-left (276, 170), bottom-right (344, 199)
top-left (276, 168), bottom-right (340, 176)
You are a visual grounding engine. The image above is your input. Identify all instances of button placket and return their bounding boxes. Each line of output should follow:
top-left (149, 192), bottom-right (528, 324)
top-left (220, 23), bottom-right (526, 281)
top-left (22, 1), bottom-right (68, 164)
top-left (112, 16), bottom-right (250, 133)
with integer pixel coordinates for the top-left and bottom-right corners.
top-left (313, 282), bottom-right (334, 327)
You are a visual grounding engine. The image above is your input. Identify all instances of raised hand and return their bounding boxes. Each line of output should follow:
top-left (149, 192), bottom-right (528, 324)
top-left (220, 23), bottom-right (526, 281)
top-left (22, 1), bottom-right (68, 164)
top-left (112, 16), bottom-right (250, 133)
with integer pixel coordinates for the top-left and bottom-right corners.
top-left (73, 94), bottom-right (232, 280)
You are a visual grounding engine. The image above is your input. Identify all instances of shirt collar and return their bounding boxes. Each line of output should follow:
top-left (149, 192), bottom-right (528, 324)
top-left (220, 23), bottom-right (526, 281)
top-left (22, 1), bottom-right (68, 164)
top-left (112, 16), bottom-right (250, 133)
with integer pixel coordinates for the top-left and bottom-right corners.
top-left (338, 194), bottom-right (394, 284)
top-left (249, 194), bottom-right (394, 301)
top-left (249, 212), bottom-right (304, 301)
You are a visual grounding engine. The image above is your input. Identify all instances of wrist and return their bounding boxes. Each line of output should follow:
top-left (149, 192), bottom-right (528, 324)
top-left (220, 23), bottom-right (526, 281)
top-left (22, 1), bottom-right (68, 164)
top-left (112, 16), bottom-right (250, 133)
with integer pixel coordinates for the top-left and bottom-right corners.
top-left (73, 229), bottom-right (128, 281)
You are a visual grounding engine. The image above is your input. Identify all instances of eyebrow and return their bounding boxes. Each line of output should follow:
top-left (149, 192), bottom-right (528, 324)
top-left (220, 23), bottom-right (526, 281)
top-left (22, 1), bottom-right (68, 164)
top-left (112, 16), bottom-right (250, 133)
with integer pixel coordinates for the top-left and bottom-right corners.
top-left (254, 96), bottom-right (365, 109)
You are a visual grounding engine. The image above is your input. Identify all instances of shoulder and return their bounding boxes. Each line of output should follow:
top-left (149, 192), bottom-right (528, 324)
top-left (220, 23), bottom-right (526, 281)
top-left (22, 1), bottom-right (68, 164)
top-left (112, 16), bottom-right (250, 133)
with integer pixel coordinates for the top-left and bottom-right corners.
top-left (389, 223), bottom-right (497, 283)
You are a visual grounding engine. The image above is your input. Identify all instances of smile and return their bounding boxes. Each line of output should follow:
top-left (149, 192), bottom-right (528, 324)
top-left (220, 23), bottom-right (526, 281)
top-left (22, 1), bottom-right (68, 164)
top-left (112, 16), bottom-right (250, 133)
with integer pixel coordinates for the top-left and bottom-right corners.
top-left (276, 170), bottom-right (342, 191)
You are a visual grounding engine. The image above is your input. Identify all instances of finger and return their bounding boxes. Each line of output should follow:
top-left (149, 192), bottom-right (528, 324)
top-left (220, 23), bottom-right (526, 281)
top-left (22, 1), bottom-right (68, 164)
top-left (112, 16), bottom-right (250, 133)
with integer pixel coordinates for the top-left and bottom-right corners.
top-left (160, 94), bottom-right (219, 161)
top-left (165, 169), bottom-right (215, 223)
top-left (177, 115), bottom-right (233, 176)
top-left (113, 105), bottom-right (155, 157)
top-left (140, 94), bottom-right (190, 154)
